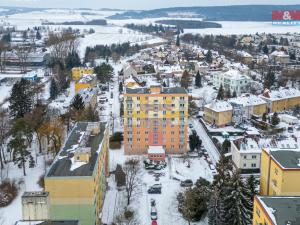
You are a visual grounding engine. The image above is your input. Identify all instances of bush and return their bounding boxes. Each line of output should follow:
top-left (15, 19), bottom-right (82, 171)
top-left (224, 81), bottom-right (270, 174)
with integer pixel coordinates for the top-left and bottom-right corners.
top-left (109, 141), bottom-right (121, 149)
top-left (0, 180), bottom-right (18, 207)
top-left (37, 175), bottom-right (45, 188)
top-left (110, 132), bottom-right (124, 142)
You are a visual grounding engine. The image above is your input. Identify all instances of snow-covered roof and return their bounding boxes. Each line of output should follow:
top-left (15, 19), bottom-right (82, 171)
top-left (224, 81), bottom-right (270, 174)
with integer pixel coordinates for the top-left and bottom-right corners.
top-left (233, 138), bottom-right (260, 153)
top-left (237, 50), bottom-right (252, 58)
top-left (77, 74), bottom-right (96, 83)
top-left (148, 146), bottom-right (165, 154)
top-left (229, 95), bottom-right (266, 107)
top-left (261, 88), bottom-right (300, 100)
top-left (222, 69), bottom-right (250, 81)
top-left (270, 50), bottom-right (289, 57)
top-left (205, 100), bottom-right (233, 112)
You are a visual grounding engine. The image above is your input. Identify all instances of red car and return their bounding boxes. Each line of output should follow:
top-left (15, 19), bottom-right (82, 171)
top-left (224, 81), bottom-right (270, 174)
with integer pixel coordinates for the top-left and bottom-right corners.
top-left (152, 221), bottom-right (157, 225)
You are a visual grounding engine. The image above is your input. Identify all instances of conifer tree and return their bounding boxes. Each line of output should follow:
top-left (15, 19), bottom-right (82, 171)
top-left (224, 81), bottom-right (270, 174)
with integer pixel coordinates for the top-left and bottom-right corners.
top-left (223, 171), bottom-right (252, 225)
top-left (195, 71), bottom-right (202, 88)
top-left (216, 84), bottom-right (224, 100)
top-left (246, 175), bottom-right (259, 221)
top-left (232, 90), bottom-right (237, 98)
top-left (71, 94), bottom-right (85, 111)
top-left (119, 82), bottom-right (123, 92)
top-left (205, 50), bottom-right (213, 63)
top-left (9, 79), bottom-right (33, 119)
top-left (262, 44), bottom-right (269, 55)
top-left (176, 35), bottom-right (180, 46)
top-left (36, 30), bottom-right (42, 40)
top-left (50, 78), bottom-right (58, 100)
top-left (271, 112), bottom-right (280, 126)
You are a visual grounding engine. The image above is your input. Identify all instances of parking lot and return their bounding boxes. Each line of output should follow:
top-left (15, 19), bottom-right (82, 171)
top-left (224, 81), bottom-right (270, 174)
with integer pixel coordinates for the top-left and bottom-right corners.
top-left (136, 156), bottom-right (214, 225)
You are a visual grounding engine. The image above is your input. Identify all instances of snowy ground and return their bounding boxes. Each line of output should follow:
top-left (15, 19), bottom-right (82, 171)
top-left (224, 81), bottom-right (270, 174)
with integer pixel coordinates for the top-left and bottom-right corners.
top-left (191, 119), bottom-right (220, 165)
top-left (105, 145), bottom-right (213, 225)
top-left (0, 152), bottom-right (50, 225)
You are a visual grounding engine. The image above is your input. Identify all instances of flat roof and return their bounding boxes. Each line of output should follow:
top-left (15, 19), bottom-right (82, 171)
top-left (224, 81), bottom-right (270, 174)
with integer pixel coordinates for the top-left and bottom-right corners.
top-left (125, 87), bottom-right (187, 94)
top-left (270, 150), bottom-right (300, 169)
top-left (257, 196), bottom-right (300, 225)
top-left (47, 122), bottom-right (107, 177)
top-left (148, 146), bottom-right (165, 154)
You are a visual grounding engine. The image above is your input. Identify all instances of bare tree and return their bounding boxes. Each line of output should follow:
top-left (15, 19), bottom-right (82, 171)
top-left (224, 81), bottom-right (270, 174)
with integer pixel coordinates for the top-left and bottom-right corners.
top-left (124, 159), bottom-right (140, 206)
top-left (0, 109), bottom-right (9, 169)
top-left (47, 31), bottom-right (79, 62)
top-left (15, 45), bottom-right (32, 73)
top-left (0, 41), bottom-right (9, 73)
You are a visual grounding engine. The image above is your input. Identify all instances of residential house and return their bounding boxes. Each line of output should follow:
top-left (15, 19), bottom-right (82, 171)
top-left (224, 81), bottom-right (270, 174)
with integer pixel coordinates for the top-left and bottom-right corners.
top-left (253, 196), bottom-right (300, 225)
top-left (71, 67), bottom-right (94, 81)
top-left (75, 74), bottom-right (97, 93)
top-left (228, 94), bottom-right (267, 123)
top-left (124, 86), bottom-right (189, 155)
top-left (270, 50), bottom-right (290, 64)
top-left (237, 51), bottom-right (253, 64)
top-left (231, 138), bottom-right (261, 174)
top-left (204, 100), bottom-right (233, 127)
top-left (213, 69), bottom-right (252, 95)
top-left (45, 122), bottom-right (109, 225)
top-left (260, 88), bottom-right (300, 112)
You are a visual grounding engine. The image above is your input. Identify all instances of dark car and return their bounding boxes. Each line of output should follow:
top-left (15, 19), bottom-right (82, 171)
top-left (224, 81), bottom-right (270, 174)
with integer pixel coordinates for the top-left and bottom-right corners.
top-left (180, 179), bottom-right (193, 187)
top-left (148, 187), bottom-right (161, 194)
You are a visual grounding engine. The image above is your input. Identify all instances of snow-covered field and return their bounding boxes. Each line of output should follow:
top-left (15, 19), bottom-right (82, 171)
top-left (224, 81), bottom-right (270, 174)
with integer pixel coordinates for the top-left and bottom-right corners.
top-left (0, 154), bottom-right (48, 225)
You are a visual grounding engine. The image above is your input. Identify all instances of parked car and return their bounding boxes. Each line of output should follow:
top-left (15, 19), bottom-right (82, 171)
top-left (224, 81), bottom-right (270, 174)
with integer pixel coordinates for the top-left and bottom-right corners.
top-left (150, 207), bottom-right (158, 220)
top-left (209, 164), bottom-right (216, 171)
top-left (148, 184), bottom-right (162, 194)
top-left (145, 164), bottom-right (156, 170)
top-left (189, 124), bottom-right (193, 128)
top-left (154, 164), bottom-right (163, 170)
top-left (155, 177), bottom-right (160, 181)
top-left (180, 179), bottom-right (193, 187)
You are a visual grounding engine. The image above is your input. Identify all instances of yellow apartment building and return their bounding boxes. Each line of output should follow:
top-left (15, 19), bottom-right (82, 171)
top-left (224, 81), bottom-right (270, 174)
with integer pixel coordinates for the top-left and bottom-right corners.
top-left (72, 67), bottom-right (94, 81)
top-left (260, 148), bottom-right (300, 196)
top-left (45, 122), bottom-right (109, 225)
top-left (253, 196), bottom-right (300, 225)
top-left (260, 88), bottom-right (300, 113)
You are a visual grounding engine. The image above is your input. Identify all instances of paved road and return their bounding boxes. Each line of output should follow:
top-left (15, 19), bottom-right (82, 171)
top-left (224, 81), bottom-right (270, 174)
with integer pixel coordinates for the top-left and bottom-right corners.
top-left (191, 118), bottom-right (220, 165)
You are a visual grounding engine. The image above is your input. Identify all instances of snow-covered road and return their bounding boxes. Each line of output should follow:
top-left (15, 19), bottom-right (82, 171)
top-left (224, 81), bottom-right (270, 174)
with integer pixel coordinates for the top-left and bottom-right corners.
top-left (191, 118), bottom-right (220, 165)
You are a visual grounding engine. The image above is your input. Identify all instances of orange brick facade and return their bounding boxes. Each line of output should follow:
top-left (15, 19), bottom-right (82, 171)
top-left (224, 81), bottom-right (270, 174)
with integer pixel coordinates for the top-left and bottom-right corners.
top-left (124, 86), bottom-right (189, 155)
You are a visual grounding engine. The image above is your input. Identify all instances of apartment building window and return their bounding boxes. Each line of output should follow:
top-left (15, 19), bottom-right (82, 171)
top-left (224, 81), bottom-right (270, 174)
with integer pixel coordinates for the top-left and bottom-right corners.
top-left (172, 97), bottom-right (175, 100)
top-left (137, 111), bottom-right (140, 115)
top-left (137, 131), bottom-right (140, 134)
top-left (244, 155), bottom-right (247, 159)
top-left (243, 163), bottom-right (246, 168)
top-left (145, 97), bottom-right (148, 100)
top-left (137, 97), bottom-right (140, 100)
top-left (163, 97), bottom-right (166, 100)
top-left (163, 111), bottom-right (166, 115)
top-left (163, 124), bottom-right (166, 128)
top-left (154, 113), bottom-right (158, 117)
top-left (180, 138), bottom-right (184, 143)
top-left (163, 118), bottom-right (166, 121)
top-left (162, 131), bottom-right (166, 134)
top-left (137, 138), bottom-right (140, 142)
top-left (180, 104), bottom-right (185, 108)
top-left (163, 104), bottom-right (166, 108)
top-left (154, 100), bottom-right (158, 104)
top-left (180, 97), bottom-right (185, 100)
top-left (256, 208), bottom-right (260, 217)
top-left (127, 131), bottom-right (132, 135)
top-left (171, 104), bottom-right (175, 107)
top-left (171, 131), bottom-right (175, 135)
top-left (273, 179), bottom-right (277, 187)
top-left (252, 155), bottom-right (257, 159)
top-left (145, 131), bottom-right (149, 134)
top-left (251, 163), bottom-right (256, 168)
top-left (275, 168), bottom-right (278, 175)
top-left (127, 138), bottom-right (132, 142)
top-left (162, 138), bottom-right (166, 143)
top-left (171, 111), bottom-right (175, 114)
top-left (171, 118), bottom-right (175, 122)
top-left (145, 138), bottom-right (148, 142)
top-left (171, 138), bottom-right (174, 142)
top-left (171, 145), bottom-right (175, 149)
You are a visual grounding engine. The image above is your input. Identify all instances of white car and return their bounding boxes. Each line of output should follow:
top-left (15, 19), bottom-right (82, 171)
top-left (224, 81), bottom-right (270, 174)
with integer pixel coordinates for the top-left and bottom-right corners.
top-left (150, 206), bottom-right (157, 220)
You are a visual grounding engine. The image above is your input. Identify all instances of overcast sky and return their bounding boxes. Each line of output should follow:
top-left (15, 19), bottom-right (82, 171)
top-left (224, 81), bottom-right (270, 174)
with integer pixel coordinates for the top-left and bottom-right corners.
top-left (1, 0), bottom-right (300, 10)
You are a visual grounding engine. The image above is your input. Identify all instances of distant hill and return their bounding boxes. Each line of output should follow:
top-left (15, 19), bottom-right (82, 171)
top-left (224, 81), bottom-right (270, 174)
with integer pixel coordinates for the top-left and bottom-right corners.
top-left (156, 20), bottom-right (222, 29)
top-left (107, 5), bottom-right (300, 21)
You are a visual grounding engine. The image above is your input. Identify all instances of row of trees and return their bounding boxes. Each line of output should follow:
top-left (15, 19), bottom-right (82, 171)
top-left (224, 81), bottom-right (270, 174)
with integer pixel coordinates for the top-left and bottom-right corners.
top-left (178, 155), bottom-right (259, 225)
